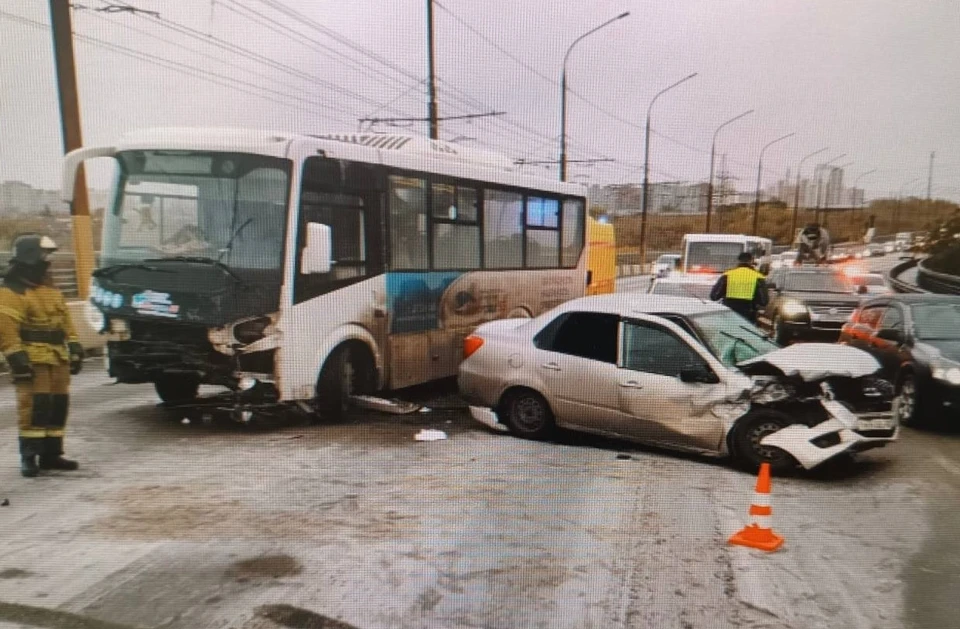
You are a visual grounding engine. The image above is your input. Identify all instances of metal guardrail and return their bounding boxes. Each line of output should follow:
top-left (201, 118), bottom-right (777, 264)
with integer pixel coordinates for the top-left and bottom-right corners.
top-left (886, 258), bottom-right (926, 294)
top-left (916, 259), bottom-right (960, 295)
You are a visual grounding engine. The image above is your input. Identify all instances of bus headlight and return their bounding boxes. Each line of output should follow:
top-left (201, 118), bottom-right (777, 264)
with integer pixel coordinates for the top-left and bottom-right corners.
top-left (110, 318), bottom-right (129, 334)
top-left (85, 302), bottom-right (106, 332)
top-left (781, 300), bottom-right (808, 318)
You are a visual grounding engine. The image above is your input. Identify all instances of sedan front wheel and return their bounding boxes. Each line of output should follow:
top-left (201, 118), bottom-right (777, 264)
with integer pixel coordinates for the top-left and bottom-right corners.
top-left (731, 409), bottom-right (800, 474)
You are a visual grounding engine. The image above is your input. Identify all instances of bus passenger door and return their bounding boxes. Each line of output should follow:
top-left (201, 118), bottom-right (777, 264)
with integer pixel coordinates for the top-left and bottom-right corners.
top-left (279, 151), bottom-right (387, 400)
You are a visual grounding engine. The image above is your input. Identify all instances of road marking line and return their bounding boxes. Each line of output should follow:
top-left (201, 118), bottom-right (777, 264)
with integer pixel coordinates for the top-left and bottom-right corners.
top-left (933, 453), bottom-right (960, 478)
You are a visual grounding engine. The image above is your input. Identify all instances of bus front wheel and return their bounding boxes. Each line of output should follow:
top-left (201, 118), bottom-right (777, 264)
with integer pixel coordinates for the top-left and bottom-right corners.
top-left (314, 343), bottom-right (376, 420)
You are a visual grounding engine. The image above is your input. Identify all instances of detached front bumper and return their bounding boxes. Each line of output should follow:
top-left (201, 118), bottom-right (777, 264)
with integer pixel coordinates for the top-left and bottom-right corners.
top-left (468, 406), bottom-right (509, 433)
top-left (760, 400), bottom-right (898, 469)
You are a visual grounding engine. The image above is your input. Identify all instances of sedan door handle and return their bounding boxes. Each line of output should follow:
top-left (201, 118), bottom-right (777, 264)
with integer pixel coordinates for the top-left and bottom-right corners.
top-left (619, 381), bottom-right (643, 389)
top-left (540, 362), bottom-right (562, 371)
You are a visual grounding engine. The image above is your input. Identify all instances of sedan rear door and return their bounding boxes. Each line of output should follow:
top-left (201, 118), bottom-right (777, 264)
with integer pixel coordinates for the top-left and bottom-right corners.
top-left (530, 311), bottom-right (626, 433)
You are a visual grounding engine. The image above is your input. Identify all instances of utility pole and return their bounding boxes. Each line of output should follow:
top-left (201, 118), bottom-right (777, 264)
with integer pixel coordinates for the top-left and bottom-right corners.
top-left (50, 0), bottom-right (94, 300)
top-left (426, 0), bottom-right (439, 139)
top-left (927, 151), bottom-right (935, 200)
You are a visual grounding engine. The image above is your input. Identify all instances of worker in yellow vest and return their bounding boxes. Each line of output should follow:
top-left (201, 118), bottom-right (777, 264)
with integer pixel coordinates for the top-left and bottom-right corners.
top-left (0, 235), bottom-right (83, 477)
top-left (709, 252), bottom-right (769, 323)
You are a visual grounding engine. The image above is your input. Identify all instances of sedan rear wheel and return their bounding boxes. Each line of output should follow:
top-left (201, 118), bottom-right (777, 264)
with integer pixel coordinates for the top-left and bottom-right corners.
top-left (731, 410), bottom-right (800, 474)
top-left (502, 389), bottom-right (555, 440)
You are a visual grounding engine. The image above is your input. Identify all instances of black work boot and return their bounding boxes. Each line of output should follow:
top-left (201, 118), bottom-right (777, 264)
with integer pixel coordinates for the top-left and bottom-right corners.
top-left (38, 437), bottom-right (79, 471)
top-left (19, 438), bottom-right (40, 478)
top-left (20, 455), bottom-right (39, 478)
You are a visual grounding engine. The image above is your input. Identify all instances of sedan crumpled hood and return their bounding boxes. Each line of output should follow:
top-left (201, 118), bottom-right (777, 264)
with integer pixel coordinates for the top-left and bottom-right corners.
top-left (737, 343), bottom-right (880, 381)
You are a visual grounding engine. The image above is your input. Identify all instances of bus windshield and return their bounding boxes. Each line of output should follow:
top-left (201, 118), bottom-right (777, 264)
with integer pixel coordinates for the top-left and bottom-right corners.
top-left (102, 151), bottom-right (291, 270)
top-left (684, 241), bottom-right (744, 273)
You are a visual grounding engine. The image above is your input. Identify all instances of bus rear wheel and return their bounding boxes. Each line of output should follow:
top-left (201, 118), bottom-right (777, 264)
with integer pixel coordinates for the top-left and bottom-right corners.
top-left (154, 375), bottom-right (200, 405)
top-left (315, 343), bottom-right (376, 421)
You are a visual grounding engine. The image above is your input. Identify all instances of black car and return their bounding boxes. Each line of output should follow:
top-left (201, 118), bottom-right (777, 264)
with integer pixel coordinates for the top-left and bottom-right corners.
top-left (758, 267), bottom-right (864, 344)
top-left (840, 294), bottom-right (960, 427)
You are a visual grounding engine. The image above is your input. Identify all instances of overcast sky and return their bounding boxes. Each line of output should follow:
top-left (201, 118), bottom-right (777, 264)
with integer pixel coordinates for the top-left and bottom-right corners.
top-left (2, 0), bottom-right (959, 202)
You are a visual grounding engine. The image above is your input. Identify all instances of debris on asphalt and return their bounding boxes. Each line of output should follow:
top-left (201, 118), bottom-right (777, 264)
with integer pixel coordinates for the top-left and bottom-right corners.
top-left (616, 453), bottom-right (632, 460)
top-left (350, 395), bottom-right (422, 415)
top-left (180, 418), bottom-right (191, 425)
top-left (0, 499), bottom-right (9, 507)
top-left (414, 429), bottom-right (448, 442)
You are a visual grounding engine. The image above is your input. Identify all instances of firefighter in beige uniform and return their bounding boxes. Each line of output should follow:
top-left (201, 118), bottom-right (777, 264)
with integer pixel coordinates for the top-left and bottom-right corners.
top-left (0, 235), bottom-right (84, 477)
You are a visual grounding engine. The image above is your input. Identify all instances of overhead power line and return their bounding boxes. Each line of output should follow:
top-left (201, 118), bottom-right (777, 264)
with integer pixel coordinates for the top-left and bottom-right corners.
top-left (0, 10), bottom-right (357, 127)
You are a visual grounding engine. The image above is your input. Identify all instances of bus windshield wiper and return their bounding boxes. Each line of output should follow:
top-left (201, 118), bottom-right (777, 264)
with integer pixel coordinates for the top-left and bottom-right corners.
top-left (218, 217), bottom-right (254, 263)
top-left (92, 263), bottom-right (173, 278)
top-left (145, 256), bottom-right (249, 287)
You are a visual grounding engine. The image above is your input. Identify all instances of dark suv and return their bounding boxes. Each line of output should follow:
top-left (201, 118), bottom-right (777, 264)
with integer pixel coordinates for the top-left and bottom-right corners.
top-left (758, 267), bottom-right (864, 344)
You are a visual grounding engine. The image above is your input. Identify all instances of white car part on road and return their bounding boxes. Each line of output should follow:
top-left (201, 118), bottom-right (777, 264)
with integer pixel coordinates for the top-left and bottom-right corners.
top-left (469, 406), bottom-right (509, 432)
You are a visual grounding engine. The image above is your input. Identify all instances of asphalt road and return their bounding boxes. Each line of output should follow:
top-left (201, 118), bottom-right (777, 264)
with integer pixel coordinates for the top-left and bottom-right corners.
top-left (0, 252), bottom-right (951, 629)
top-left (1, 358), bottom-right (958, 629)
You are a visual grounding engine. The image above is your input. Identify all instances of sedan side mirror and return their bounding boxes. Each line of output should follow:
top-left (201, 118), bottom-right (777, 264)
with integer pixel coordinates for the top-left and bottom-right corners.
top-left (857, 284), bottom-right (868, 295)
top-left (875, 328), bottom-right (904, 344)
top-left (679, 365), bottom-right (720, 384)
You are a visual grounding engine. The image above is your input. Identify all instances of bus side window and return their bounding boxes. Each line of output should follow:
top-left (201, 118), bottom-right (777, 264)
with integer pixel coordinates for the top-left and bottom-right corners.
top-left (483, 189), bottom-right (523, 269)
top-left (525, 196), bottom-right (560, 268)
top-left (431, 183), bottom-right (480, 270)
top-left (389, 176), bottom-right (428, 270)
top-left (561, 199), bottom-right (585, 267)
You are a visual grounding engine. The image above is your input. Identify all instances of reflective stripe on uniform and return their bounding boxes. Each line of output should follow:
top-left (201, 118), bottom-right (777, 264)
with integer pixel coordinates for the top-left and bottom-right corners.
top-left (724, 267), bottom-right (763, 300)
top-left (19, 428), bottom-right (48, 439)
top-left (0, 305), bottom-right (23, 322)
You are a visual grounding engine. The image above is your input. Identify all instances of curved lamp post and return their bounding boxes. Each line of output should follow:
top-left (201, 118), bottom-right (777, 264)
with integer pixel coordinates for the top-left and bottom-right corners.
top-left (638, 72), bottom-right (698, 268)
top-left (559, 12), bottom-right (630, 181)
top-left (752, 132), bottom-right (795, 236)
top-left (852, 169), bottom-right (877, 209)
top-left (791, 147), bottom-right (829, 237)
top-left (894, 177), bottom-right (923, 232)
top-left (706, 109), bottom-right (754, 232)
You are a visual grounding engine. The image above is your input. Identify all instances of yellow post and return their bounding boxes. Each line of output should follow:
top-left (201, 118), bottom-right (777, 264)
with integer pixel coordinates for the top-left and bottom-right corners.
top-left (50, 0), bottom-right (94, 300)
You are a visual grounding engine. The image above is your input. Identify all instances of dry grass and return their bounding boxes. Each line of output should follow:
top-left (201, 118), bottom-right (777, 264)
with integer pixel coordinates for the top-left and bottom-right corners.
top-left (611, 199), bottom-right (959, 261)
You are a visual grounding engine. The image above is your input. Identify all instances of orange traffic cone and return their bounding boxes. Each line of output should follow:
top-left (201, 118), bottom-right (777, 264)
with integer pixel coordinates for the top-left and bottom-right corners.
top-left (728, 462), bottom-right (784, 552)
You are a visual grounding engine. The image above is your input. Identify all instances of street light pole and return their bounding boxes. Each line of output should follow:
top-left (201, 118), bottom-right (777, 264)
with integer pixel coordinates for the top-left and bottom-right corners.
top-left (706, 109), bottom-right (754, 233)
top-left (752, 132), bottom-right (795, 236)
top-left (852, 168), bottom-right (877, 214)
top-left (812, 152), bottom-right (846, 224)
top-left (791, 146), bottom-right (829, 238)
top-left (827, 161), bottom-right (854, 211)
top-left (559, 12), bottom-right (630, 181)
top-left (639, 72), bottom-right (698, 269)
top-left (894, 177), bottom-right (923, 232)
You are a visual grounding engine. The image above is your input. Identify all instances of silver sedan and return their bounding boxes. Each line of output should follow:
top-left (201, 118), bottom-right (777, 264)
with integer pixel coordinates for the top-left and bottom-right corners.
top-left (458, 295), bottom-right (898, 472)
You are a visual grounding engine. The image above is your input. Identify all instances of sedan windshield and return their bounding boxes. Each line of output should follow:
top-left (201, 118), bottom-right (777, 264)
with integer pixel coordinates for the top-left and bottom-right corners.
top-left (102, 151), bottom-right (290, 270)
top-left (688, 310), bottom-right (780, 368)
top-left (910, 303), bottom-right (960, 340)
top-left (782, 272), bottom-right (853, 293)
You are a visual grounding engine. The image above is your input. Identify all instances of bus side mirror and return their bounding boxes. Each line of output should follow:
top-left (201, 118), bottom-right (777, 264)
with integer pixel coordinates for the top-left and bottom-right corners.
top-left (301, 222), bottom-right (332, 274)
